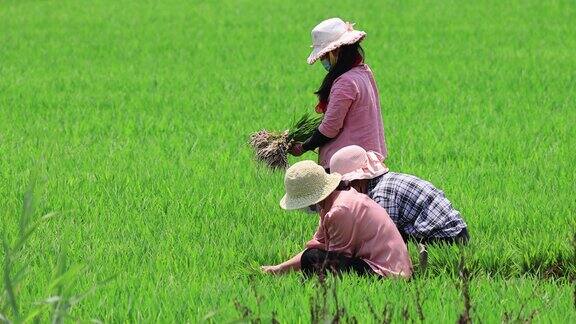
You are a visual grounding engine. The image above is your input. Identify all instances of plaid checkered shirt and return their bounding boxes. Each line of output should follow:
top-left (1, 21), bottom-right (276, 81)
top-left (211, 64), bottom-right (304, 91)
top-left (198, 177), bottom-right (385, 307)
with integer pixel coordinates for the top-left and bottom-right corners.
top-left (367, 172), bottom-right (467, 239)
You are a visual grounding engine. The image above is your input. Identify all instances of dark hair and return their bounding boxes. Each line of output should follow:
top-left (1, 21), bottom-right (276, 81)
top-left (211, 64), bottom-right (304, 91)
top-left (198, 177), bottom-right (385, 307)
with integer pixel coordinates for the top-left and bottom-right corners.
top-left (336, 180), bottom-right (351, 191)
top-left (315, 42), bottom-right (364, 103)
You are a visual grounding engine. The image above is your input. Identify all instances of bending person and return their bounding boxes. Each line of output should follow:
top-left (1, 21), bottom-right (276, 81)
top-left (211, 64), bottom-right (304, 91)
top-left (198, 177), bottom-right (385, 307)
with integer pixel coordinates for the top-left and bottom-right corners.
top-left (261, 161), bottom-right (412, 278)
top-left (330, 145), bottom-right (469, 245)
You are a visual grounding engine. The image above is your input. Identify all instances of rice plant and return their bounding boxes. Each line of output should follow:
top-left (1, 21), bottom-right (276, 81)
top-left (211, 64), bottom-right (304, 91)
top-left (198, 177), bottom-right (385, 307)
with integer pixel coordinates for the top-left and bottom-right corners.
top-left (249, 113), bottom-right (322, 170)
top-left (0, 184), bottom-right (111, 323)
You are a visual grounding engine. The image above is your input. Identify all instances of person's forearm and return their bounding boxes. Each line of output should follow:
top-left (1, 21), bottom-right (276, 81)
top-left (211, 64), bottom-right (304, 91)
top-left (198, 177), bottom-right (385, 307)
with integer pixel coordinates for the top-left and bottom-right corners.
top-left (302, 129), bottom-right (333, 152)
top-left (276, 251), bottom-right (304, 273)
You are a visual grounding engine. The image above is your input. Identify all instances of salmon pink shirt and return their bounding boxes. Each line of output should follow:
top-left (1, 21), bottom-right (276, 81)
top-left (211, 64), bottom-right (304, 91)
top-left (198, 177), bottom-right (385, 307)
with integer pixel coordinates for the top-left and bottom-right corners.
top-left (318, 64), bottom-right (387, 168)
top-left (306, 188), bottom-right (413, 278)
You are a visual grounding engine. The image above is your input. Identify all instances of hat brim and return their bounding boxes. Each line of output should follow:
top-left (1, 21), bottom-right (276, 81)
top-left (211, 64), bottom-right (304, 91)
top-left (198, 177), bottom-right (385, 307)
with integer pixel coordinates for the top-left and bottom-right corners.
top-left (340, 152), bottom-right (389, 181)
top-left (340, 167), bottom-right (389, 182)
top-left (307, 31), bottom-right (366, 65)
top-left (279, 173), bottom-right (342, 210)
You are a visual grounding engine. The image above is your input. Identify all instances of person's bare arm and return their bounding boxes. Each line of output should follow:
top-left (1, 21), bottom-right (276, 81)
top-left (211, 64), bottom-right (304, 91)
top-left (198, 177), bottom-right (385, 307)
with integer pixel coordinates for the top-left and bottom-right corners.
top-left (261, 219), bottom-right (326, 275)
top-left (261, 251), bottom-right (303, 275)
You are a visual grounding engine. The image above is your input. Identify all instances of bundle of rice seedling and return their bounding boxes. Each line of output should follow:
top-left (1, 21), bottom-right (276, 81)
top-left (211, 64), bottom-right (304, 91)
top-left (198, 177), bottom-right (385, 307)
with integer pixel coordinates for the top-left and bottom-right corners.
top-left (249, 113), bottom-right (322, 170)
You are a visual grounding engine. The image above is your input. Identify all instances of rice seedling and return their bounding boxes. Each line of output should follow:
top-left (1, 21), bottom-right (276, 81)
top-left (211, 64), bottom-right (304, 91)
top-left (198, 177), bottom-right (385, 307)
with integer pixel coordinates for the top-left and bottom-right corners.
top-left (249, 113), bottom-right (322, 170)
top-left (501, 287), bottom-right (544, 324)
top-left (0, 184), bottom-right (111, 323)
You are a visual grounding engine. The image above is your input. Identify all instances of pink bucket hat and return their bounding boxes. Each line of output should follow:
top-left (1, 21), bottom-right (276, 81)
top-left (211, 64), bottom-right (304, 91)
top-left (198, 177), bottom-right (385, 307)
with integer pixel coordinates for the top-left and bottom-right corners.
top-left (330, 145), bottom-right (389, 182)
top-left (307, 18), bottom-right (366, 65)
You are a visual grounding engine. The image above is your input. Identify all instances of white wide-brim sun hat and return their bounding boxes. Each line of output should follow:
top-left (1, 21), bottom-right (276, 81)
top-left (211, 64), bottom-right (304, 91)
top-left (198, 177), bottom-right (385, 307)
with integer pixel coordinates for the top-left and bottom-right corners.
top-left (307, 17), bottom-right (366, 65)
top-left (280, 160), bottom-right (342, 210)
top-left (330, 145), bottom-right (389, 182)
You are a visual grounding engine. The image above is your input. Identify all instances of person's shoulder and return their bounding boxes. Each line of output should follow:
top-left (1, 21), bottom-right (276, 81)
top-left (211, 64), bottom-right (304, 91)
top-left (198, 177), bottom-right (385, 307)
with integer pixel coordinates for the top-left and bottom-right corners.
top-left (335, 188), bottom-right (356, 198)
top-left (334, 188), bottom-right (368, 205)
top-left (387, 172), bottom-right (426, 187)
top-left (335, 64), bottom-right (371, 84)
top-left (324, 203), bottom-right (349, 224)
top-left (331, 73), bottom-right (361, 96)
top-left (329, 190), bottom-right (356, 209)
top-left (336, 63), bottom-right (367, 81)
top-left (357, 64), bottom-right (375, 80)
top-left (360, 63), bottom-right (372, 71)
top-left (333, 71), bottom-right (356, 86)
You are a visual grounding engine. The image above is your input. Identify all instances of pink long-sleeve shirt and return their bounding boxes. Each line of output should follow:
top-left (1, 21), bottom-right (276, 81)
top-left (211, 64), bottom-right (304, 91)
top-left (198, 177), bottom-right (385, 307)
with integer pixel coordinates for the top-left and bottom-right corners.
top-left (306, 188), bottom-right (413, 278)
top-left (318, 64), bottom-right (387, 168)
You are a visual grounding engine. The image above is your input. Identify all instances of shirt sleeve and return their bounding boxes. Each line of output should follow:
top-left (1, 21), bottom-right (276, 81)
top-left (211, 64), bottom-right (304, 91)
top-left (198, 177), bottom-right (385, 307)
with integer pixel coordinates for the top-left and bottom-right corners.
top-left (301, 128), bottom-right (333, 152)
top-left (318, 77), bottom-right (358, 138)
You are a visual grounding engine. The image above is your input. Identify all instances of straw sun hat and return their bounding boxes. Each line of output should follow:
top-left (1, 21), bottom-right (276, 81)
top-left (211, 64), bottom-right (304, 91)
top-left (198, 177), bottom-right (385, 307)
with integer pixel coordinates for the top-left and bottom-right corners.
top-left (307, 17), bottom-right (367, 65)
top-left (330, 145), bottom-right (389, 182)
top-left (280, 161), bottom-right (342, 210)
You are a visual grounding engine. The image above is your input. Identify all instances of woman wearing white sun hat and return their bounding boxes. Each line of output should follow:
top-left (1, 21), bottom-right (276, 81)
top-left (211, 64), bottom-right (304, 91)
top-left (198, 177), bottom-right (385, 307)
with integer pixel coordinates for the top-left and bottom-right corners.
top-left (330, 145), bottom-right (469, 245)
top-left (288, 18), bottom-right (388, 172)
top-left (260, 160), bottom-right (412, 278)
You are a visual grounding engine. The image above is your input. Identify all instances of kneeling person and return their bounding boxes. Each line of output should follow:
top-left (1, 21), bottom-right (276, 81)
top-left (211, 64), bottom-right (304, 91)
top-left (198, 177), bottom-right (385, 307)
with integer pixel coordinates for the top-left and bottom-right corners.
top-left (261, 160), bottom-right (412, 278)
top-left (330, 145), bottom-right (469, 245)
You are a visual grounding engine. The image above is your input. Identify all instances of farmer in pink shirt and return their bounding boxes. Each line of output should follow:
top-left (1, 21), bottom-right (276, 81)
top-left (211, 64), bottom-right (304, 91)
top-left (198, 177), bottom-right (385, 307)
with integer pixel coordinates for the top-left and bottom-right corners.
top-left (261, 160), bottom-right (412, 278)
top-left (289, 18), bottom-right (387, 170)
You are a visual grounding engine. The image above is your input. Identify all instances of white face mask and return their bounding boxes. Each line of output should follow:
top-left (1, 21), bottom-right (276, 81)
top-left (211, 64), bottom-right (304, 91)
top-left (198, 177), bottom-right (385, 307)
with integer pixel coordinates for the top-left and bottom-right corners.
top-left (321, 58), bottom-right (331, 72)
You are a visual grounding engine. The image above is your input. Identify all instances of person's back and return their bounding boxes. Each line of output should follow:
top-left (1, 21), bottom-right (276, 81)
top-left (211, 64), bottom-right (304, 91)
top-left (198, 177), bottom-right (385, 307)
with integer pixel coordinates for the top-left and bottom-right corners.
top-left (367, 172), bottom-right (468, 243)
top-left (318, 64), bottom-right (387, 167)
top-left (307, 188), bottom-right (412, 278)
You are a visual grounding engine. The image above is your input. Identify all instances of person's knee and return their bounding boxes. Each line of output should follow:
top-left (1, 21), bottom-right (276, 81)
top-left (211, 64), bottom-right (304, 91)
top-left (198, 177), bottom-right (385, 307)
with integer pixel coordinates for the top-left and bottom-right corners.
top-left (301, 248), bottom-right (326, 264)
top-left (301, 248), bottom-right (326, 273)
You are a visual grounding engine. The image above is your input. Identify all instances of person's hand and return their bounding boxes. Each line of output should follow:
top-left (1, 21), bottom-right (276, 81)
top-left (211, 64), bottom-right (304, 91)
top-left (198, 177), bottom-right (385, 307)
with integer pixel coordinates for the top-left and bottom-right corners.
top-left (261, 265), bottom-right (284, 275)
top-left (288, 142), bottom-right (304, 157)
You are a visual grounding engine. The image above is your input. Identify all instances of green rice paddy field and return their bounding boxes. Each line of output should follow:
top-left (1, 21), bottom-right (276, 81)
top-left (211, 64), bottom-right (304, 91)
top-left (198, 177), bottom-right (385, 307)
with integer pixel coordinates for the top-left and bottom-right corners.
top-left (1, 0), bottom-right (575, 322)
